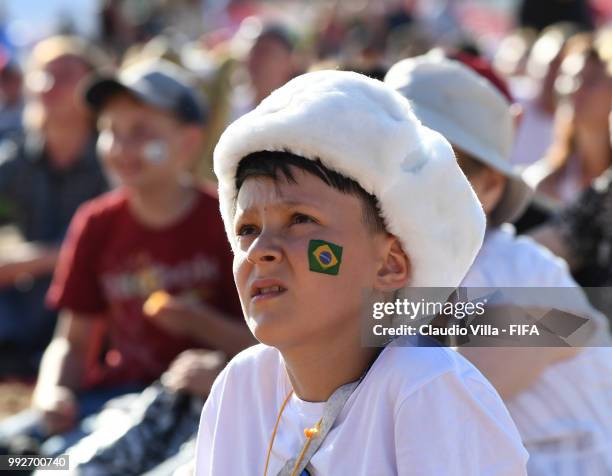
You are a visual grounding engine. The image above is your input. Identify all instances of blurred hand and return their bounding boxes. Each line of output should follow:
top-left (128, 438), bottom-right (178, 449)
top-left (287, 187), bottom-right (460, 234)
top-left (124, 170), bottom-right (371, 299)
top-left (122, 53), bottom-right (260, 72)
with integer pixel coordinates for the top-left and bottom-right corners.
top-left (161, 349), bottom-right (226, 397)
top-left (33, 386), bottom-right (78, 436)
top-left (144, 294), bottom-right (201, 338)
top-left (0, 244), bottom-right (59, 288)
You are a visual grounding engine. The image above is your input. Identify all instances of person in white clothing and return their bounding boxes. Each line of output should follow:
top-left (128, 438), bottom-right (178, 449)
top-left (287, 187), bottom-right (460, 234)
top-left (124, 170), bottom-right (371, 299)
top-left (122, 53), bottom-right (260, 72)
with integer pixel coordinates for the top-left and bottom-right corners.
top-left (194, 70), bottom-right (528, 475)
top-left (386, 54), bottom-right (612, 475)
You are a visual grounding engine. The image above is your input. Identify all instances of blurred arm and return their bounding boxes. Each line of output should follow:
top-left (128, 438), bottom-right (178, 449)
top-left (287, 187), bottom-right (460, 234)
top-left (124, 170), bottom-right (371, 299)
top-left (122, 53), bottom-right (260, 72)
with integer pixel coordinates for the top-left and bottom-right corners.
top-left (459, 346), bottom-right (580, 401)
top-left (186, 304), bottom-right (256, 357)
top-left (148, 297), bottom-right (256, 358)
top-left (0, 242), bottom-right (60, 287)
top-left (33, 310), bottom-right (103, 400)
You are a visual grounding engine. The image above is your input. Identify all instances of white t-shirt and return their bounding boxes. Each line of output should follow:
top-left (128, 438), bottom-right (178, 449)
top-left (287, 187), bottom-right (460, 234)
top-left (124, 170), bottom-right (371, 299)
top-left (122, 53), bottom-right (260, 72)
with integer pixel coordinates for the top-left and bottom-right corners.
top-left (462, 225), bottom-right (580, 289)
top-left (461, 226), bottom-right (612, 475)
top-left (461, 224), bottom-right (610, 339)
top-left (195, 339), bottom-right (528, 475)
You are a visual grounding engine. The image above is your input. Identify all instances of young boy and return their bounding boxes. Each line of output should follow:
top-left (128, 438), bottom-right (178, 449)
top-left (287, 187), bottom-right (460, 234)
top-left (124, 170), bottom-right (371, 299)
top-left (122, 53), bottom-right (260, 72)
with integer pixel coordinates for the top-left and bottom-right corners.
top-left (0, 59), bottom-right (253, 456)
top-left (194, 70), bottom-right (528, 475)
top-left (385, 54), bottom-right (612, 474)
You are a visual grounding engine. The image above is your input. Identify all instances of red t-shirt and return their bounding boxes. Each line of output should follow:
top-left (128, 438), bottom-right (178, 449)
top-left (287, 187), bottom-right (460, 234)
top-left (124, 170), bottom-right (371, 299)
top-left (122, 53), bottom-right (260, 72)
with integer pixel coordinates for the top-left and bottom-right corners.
top-left (46, 187), bottom-right (242, 389)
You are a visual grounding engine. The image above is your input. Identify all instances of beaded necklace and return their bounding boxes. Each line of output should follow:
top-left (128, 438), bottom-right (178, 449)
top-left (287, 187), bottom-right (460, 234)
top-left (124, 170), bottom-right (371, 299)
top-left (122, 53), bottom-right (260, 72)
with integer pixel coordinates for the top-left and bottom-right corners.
top-left (263, 390), bottom-right (321, 476)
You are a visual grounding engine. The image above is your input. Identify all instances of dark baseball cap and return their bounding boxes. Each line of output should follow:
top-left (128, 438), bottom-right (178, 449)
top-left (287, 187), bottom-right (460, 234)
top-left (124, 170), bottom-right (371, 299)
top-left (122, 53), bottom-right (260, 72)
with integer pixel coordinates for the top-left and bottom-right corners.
top-left (257, 24), bottom-right (296, 52)
top-left (84, 59), bottom-right (207, 124)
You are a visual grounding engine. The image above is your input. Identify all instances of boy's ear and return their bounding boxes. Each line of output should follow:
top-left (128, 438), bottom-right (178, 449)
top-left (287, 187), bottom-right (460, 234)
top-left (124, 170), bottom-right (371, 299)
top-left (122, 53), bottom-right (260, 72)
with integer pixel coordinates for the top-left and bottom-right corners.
top-left (374, 235), bottom-right (411, 292)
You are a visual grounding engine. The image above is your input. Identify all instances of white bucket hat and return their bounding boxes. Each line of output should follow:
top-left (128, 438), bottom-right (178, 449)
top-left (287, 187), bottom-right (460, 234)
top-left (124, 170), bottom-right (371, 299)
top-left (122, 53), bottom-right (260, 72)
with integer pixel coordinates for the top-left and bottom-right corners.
top-left (214, 70), bottom-right (485, 289)
top-left (385, 55), bottom-right (533, 226)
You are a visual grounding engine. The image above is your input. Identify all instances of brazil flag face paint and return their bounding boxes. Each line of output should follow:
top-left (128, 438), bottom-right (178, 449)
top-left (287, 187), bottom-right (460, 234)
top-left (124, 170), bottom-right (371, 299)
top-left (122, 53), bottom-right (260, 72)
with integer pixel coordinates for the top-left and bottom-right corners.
top-left (308, 239), bottom-right (343, 275)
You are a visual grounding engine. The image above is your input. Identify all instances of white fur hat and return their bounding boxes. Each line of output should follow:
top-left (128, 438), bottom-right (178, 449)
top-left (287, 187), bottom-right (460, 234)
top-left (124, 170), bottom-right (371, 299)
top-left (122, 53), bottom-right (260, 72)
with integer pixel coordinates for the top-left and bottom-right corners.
top-left (214, 70), bottom-right (485, 288)
top-left (385, 54), bottom-right (533, 226)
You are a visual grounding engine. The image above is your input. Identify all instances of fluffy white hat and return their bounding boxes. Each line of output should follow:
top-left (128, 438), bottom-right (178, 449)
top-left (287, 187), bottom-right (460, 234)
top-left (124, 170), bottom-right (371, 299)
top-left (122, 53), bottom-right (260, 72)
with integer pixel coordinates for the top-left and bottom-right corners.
top-left (214, 70), bottom-right (485, 288)
top-left (385, 54), bottom-right (533, 226)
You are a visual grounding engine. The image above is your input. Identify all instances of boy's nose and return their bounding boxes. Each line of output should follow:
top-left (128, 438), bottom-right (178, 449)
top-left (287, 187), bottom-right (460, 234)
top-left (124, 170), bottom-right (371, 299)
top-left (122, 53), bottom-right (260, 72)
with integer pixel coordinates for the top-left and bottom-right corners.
top-left (246, 234), bottom-right (283, 265)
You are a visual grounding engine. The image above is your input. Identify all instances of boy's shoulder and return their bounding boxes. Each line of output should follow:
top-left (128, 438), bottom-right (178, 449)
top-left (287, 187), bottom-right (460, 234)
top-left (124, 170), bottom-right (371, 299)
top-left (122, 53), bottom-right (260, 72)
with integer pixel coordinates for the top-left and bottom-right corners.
top-left (63, 189), bottom-right (129, 239)
top-left (468, 224), bottom-right (574, 287)
top-left (501, 226), bottom-right (574, 278)
top-left (78, 186), bottom-right (220, 224)
top-left (374, 341), bottom-right (512, 424)
top-left (376, 339), bottom-right (483, 394)
top-left (225, 343), bottom-right (282, 376)
top-left (76, 188), bottom-right (129, 222)
top-left (212, 344), bottom-right (282, 399)
top-left (70, 186), bottom-right (225, 245)
top-left (62, 189), bottom-right (129, 238)
top-left (222, 339), bottom-right (476, 377)
top-left (485, 225), bottom-right (551, 257)
top-left (220, 340), bottom-right (486, 399)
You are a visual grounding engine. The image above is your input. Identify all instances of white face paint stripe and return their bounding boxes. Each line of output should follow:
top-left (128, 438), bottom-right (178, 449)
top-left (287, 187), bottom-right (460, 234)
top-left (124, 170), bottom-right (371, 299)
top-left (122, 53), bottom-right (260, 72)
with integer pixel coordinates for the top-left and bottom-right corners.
top-left (96, 131), bottom-right (169, 165)
top-left (143, 140), bottom-right (169, 164)
top-left (26, 71), bottom-right (54, 93)
top-left (96, 130), bottom-right (114, 156)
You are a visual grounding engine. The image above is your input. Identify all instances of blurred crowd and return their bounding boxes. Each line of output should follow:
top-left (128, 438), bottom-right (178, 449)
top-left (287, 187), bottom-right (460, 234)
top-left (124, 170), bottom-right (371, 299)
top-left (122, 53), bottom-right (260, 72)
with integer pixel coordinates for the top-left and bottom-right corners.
top-left (0, 0), bottom-right (610, 474)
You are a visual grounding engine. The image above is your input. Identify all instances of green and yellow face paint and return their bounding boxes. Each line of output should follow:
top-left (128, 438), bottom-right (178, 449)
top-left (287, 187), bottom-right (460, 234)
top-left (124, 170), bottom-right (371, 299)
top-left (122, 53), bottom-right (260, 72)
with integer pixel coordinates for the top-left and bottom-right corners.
top-left (308, 239), bottom-right (343, 275)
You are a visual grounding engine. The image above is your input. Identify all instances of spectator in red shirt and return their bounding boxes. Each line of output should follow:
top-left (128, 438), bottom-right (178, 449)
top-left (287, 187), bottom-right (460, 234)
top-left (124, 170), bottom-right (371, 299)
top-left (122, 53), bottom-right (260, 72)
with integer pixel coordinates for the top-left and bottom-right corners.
top-left (0, 58), bottom-right (252, 456)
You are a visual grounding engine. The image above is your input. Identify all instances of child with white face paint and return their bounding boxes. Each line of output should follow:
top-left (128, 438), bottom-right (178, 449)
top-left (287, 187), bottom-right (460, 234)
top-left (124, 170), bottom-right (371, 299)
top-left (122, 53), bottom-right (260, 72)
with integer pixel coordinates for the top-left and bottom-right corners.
top-left (96, 130), bottom-right (166, 159)
top-left (26, 60), bottom-right (255, 464)
top-left (98, 131), bottom-right (168, 165)
top-left (97, 129), bottom-right (170, 187)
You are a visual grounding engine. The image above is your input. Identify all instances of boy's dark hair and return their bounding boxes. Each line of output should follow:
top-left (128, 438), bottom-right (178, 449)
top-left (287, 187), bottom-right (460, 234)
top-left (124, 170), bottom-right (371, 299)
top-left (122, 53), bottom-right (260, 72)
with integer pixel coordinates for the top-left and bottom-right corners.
top-left (235, 151), bottom-right (386, 234)
top-left (454, 147), bottom-right (487, 178)
top-left (256, 25), bottom-right (297, 53)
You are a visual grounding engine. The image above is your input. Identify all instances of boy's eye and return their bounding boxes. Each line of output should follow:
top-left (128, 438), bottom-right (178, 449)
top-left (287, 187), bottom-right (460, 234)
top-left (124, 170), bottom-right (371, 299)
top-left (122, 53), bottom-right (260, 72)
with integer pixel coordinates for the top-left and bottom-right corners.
top-left (237, 224), bottom-right (259, 237)
top-left (291, 213), bottom-right (316, 225)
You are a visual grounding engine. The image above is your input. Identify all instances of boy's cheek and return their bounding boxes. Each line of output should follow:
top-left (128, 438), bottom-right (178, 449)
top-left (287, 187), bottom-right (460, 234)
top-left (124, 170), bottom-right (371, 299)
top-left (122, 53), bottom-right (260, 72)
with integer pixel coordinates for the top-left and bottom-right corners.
top-left (232, 253), bottom-right (249, 290)
top-left (232, 250), bottom-right (243, 276)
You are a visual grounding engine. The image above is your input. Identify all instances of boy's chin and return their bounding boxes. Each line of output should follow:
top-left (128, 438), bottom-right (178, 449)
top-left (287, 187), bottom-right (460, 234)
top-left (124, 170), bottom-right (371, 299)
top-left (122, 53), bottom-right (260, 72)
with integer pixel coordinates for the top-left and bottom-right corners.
top-left (247, 313), bottom-right (287, 346)
top-left (247, 313), bottom-right (314, 349)
top-left (247, 311), bottom-right (345, 350)
top-left (112, 175), bottom-right (144, 189)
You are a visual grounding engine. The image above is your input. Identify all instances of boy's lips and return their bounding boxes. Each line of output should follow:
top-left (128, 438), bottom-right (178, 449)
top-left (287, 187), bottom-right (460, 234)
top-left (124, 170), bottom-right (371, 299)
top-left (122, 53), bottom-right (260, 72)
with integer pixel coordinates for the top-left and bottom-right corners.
top-left (250, 278), bottom-right (288, 303)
